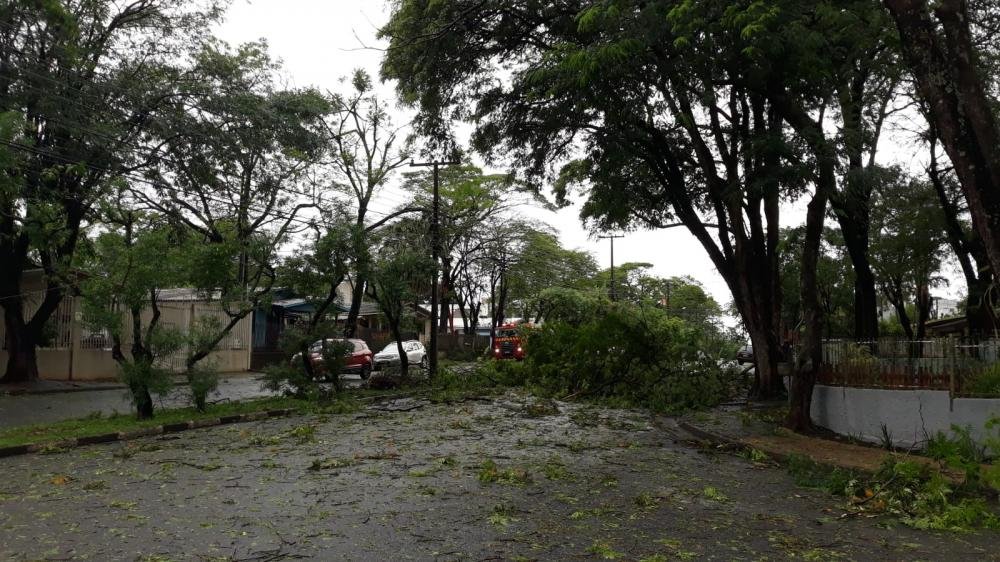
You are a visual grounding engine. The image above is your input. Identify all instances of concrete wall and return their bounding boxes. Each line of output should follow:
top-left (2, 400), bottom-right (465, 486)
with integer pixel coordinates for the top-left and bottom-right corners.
top-left (811, 384), bottom-right (1000, 448)
top-left (0, 290), bottom-right (252, 381)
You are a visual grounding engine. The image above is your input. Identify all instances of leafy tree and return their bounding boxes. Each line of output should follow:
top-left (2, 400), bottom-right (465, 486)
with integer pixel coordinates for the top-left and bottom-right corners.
top-left (324, 69), bottom-right (415, 337)
top-left (276, 210), bottom-right (358, 384)
top-left (366, 228), bottom-right (435, 379)
top-left (781, 228), bottom-right (856, 339)
top-left (0, 0), bottom-right (224, 382)
top-left (80, 204), bottom-right (186, 419)
top-left (524, 302), bottom-right (730, 413)
top-left (590, 262), bottom-right (720, 321)
top-left (139, 41), bottom-right (331, 375)
top-left (870, 171), bottom-right (949, 340)
top-left (401, 164), bottom-right (521, 333)
top-left (507, 229), bottom-right (598, 321)
top-left (380, 0), bottom-right (810, 401)
top-left (818, 1), bottom-right (903, 343)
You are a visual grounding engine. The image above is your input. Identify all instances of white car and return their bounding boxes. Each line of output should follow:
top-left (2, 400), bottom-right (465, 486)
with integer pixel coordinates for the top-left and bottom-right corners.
top-left (373, 340), bottom-right (427, 370)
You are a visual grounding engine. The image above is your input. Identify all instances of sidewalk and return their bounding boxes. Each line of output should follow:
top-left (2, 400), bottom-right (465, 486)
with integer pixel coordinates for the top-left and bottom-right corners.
top-left (0, 372), bottom-right (260, 396)
top-left (1, 379), bottom-right (132, 396)
top-left (675, 406), bottom-right (961, 478)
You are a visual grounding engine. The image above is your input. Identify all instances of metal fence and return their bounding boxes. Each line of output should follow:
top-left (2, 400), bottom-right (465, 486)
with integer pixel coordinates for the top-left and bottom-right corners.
top-left (819, 338), bottom-right (1000, 394)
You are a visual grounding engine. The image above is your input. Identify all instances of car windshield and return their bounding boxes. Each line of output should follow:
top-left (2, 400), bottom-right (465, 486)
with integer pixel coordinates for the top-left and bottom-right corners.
top-left (379, 343), bottom-right (400, 354)
top-left (498, 329), bottom-right (518, 337)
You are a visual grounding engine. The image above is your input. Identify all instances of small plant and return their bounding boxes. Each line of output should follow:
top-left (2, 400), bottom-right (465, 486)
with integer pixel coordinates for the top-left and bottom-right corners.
top-left (247, 433), bottom-right (281, 447)
top-left (701, 486), bottom-right (728, 502)
top-left (186, 364), bottom-right (219, 413)
top-left (477, 459), bottom-right (532, 486)
top-left (308, 457), bottom-right (355, 471)
top-left (436, 455), bottom-right (458, 468)
top-left (542, 457), bottom-right (570, 480)
top-left (787, 451), bottom-right (1000, 532)
top-left (488, 503), bottom-right (517, 527)
top-left (634, 492), bottom-right (658, 508)
top-left (286, 425), bottom-right (317, 444)
top-left (785, 454), bottom-right (856, 496)
top-left (879, 424), bottom-right (894, 450)
top-left (587, 540), bottom-right (624, 560)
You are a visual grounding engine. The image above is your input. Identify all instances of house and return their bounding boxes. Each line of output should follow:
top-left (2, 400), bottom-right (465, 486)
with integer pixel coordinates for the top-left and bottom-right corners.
top-left (0, 270), bottom-right (252, 381)
top-left (249, 281), bottom-right (385, 369)
top-left (413, 304), bottom-right (508, 341)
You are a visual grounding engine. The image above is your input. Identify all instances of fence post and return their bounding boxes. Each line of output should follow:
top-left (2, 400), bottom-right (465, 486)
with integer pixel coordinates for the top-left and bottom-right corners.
top-left (949, 369), bottom-right (955, 412)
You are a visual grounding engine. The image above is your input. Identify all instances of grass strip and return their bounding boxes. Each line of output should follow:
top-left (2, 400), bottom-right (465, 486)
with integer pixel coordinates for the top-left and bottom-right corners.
top-left (0, 396), bottom-right (308, 449)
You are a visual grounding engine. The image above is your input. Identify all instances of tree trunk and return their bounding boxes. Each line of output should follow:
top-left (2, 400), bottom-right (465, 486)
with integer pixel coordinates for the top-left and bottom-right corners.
top-left (885, 282), bottom-right (916, 339)
top-left (927, 133), bottom-right (997, 336)
top-left (886, 0), bottom-right (1000, 283)
top-left (390, 316), bottom-right (409, 379)
top-left (838, 219), bottom-right (879, 341)
top-left (135, 388), bottom-right (154, 419)
top-left (185, 308), bottom-right (251, 370)
top-left (343, 276), bottom-right (367, 338)
top-left (3, 326), bottom-right (40, 384)
top-left (787, 177), bottom-right (830, 432)
top-left (773, 92), bottom-right (834, 432)
top-left (915, 283), bottom-right (932, 340)
top-left (1, 281), bottom-right (42, 384)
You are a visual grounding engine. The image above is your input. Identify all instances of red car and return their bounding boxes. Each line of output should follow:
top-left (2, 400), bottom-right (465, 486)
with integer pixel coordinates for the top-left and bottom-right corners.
top-left (295, 338), bottom-right (374, 380)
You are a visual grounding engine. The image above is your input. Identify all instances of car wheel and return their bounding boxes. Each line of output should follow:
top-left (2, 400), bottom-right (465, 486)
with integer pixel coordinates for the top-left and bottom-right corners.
top-left (360, 364), bottom-right (372, 380)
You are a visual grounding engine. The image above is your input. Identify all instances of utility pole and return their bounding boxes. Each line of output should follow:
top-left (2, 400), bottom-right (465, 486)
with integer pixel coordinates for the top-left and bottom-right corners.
top-left (598, 234), bottom-right (623, 301)
top-left (410, 159), bottom-right (459, 378)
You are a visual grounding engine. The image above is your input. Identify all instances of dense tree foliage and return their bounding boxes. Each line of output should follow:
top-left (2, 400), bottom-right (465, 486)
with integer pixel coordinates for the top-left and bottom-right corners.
top-left (0, 0), bottom-right (225, 382)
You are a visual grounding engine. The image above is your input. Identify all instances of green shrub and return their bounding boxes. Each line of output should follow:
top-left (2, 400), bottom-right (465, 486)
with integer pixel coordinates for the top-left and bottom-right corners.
top-left (116, 326), bottom-right (185, 419)
top-left (785, 453), bottom-right (1000, 532)
top-left (784, 453), bottom-right (856, 496)
top-left (262, 325), bottom-right (353, 401)
top-left (964, 363), bottom-right (1000, 396)
top-left (519, 303), bottom-right (730, 413)
top-left (187, 364), bottom-right (219, 412)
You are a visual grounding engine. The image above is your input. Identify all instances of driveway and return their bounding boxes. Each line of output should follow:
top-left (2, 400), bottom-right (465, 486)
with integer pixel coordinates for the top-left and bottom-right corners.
top-left (0, 390), bottom-right (996, 561)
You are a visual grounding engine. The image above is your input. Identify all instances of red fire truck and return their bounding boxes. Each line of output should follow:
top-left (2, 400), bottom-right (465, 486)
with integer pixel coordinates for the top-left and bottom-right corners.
top-left (492, 323), bottom-right (526, 360)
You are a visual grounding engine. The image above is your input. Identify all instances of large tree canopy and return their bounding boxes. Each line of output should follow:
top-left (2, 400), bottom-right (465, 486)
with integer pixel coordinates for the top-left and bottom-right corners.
top-left (0, 0), bottom-right (225, 382)
top-left (379, 0), bottom-right (839, 407)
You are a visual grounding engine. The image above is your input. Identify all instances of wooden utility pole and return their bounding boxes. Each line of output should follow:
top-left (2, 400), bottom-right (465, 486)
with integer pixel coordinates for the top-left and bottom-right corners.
top-left (410, 159), bottom-right (459, 377)
top-left (598, 234), bottom-right (624, 301)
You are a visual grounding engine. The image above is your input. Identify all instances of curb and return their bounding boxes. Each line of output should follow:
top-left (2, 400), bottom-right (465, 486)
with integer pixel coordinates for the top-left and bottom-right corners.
top-left (0, 408), bottom-right (296, 460)
top-left (677, 421), bottom-right (794, 465)
top-left (2, 385), bottom-right (125, 397)
top-left (677, 421), bottom-right (739, 446)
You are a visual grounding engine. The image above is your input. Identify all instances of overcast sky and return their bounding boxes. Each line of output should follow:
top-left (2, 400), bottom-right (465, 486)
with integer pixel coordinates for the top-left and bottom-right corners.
top-left (215, 0), bottom-right (963, 314)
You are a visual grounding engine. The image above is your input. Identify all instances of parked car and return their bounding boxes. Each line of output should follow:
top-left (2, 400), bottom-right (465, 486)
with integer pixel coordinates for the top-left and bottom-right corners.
top-left (291, 338), bottom-right (374, 380)
top-left (736, 344), bottom-right (754, 365)
top-left (373, 340), bottom-right (427, 370)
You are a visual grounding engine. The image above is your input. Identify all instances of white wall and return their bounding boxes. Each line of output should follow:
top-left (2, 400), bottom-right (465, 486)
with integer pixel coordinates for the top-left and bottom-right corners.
top-left (811, 384), bottom-right (1000, 448)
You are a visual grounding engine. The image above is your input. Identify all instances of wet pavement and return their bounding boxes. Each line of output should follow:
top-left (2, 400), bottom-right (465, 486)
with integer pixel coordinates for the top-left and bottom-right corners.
top-left (0, 390), bottom-right (997, 561)
top-left (0, 373), bottom-right (357, 429)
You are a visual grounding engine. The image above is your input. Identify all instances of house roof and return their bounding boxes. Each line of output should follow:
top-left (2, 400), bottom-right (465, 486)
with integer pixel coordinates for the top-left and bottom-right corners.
top-left (156, 288), bottom-right (221, 302)
top-left (273, 298), bottom-right (315, 314)
top-left (925, 316), bottom-right (967, 333)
